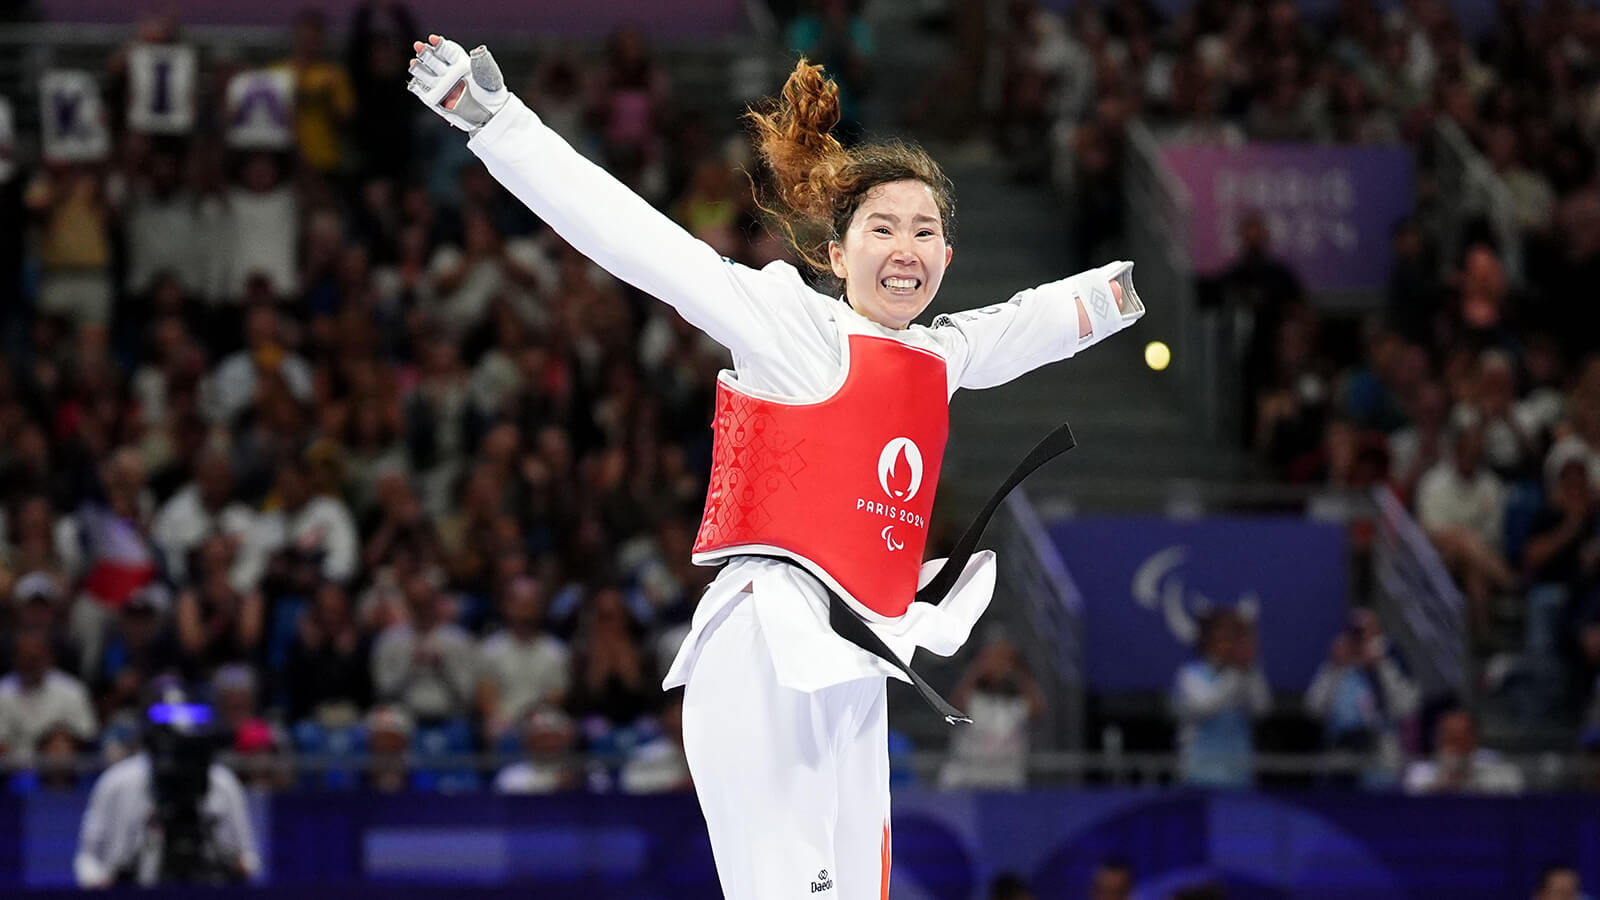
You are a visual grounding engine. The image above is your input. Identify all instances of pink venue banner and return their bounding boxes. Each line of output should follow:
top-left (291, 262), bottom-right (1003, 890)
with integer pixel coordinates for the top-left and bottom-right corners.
top-left (1162, 143), bottom-right (1415, 293)
top-left (41, 0), bottom-right (747, 38)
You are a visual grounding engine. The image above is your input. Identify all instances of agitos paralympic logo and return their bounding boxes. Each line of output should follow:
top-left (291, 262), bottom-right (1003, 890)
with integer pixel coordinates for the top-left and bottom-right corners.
top-left (856, 437), bottom-right (927, 550)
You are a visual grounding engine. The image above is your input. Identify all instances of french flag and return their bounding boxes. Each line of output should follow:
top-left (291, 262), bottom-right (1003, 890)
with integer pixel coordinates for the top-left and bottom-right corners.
top-left (77, 504), bottom-right (156, 608)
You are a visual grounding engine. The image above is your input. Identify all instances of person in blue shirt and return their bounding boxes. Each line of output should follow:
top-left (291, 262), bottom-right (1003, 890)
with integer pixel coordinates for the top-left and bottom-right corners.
top-left (1172, 608), bottom-right (1271, 788)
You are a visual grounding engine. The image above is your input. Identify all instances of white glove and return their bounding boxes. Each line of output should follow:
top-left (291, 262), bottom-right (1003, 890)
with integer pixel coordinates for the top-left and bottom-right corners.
top-left (407, 35), bottom-right (508, 133)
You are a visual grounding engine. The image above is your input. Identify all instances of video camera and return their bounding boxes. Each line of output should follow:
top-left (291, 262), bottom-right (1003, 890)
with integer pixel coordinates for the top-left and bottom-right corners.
top-left (139, 699), bottom-right (241, 885)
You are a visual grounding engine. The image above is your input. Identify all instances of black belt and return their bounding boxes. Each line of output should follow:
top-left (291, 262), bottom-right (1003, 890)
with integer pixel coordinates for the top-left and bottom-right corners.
top-left (819, 422), bottom-right (1077, 726)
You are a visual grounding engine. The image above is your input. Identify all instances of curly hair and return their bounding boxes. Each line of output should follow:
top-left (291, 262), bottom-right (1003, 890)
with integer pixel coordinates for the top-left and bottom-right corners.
top-left (745, 59), bottom-right (954, 284)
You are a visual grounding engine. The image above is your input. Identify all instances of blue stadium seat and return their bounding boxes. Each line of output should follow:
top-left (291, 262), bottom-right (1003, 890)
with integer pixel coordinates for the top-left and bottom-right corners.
top-left (293, 719), bottom-right (368, 791)
top-left (411, 719), bottom-right (481, 794)
top-left (1502, 479), bottom-right (1545, 564)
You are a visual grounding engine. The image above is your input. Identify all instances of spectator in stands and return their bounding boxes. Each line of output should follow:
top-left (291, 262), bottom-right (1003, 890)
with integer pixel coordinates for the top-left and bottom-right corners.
top-left (1090, 857), bottom-right (1135, 900)
top-left (1389, 380), bottom-right (1452, 505)
top-left (204, 303), bottom-right (313, 428)
top-left (436, 463), bottom-right (507, 598)
top-left (89, 583), bottom-right (178, 722)
top-left (1457, 349), bottom-right (1543, 481)
top-left (4, 571), bottom-right (79, 678)
top-left (1172, 608), bottom-right (1271, 788)
top-left (1254, 310), bottom-right (1333, 477)
top-left (566, 586), bottom-right (656, 733)
top-left (596, 27), bottom-right (671, 201)
top-left (212, 663), bottom-right (289, 790)
top-left (174, 534), bottom-right (264, 677)
top-left (787, 0), bottom-right (875, 144)
top-left (1384, 217), bottom-right (1443, 347)
top-left (1201, 211), bottom-right (1306, 449)
top-left (219, 154), bottom-right (298, 304)
top-left (257, 456), bottom-right (359, 588)
top-left (492, 702), bottom-right (581, 794)
top-left (285, 581), bottom-right (372, 727)
top-left (477, 575), bottom-right (569, 743)
top-left (278, 8), bottom-right (354, 176)
top-left (26, 163), bottom-right (113, 327)
top-left (345, 2), bottom-right (420, 182)
top-left (363, 703), bottom-right (413, 793)
top-left (0, 629), bottom-right (98, 766)
top-left (65, 447), bottom-right (160, 675)
top-left (619, 692), bottom-right (690, 794)
top-left (1304, 608), bottom-right (1419, 785)
top-left (1416, 421), bottom-right (1518, 640)
top-left (150, 448), bottom-right (259, 591)
top-left (123, 146), bottom-right (205, 304)
top-left (1512, 439), bottom-right (1600, 716)
top-left (1403, 707), bottom-right (1524, 794)
top-left (32, 722), bottom-right (87, 792)
top-left (988, 872), bottom-right (1038, 900)
top-left (938, 634), bottom-right (1044, 789)
top-left (371, 568), bottom-right (475, 725)
top-left (1531, 863), bottom-right (1588, 900)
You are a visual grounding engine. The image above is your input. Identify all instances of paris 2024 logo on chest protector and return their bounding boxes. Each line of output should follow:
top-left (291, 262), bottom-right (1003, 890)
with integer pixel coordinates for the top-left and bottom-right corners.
top-left (858, 437), bottom-right (927, 552)
top-left (877, 437), bottom-right (924, 502)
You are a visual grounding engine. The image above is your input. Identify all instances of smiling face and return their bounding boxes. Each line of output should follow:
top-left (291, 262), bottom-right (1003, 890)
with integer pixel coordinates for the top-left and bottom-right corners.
top-left (829, 180), bottom-right (954, 330)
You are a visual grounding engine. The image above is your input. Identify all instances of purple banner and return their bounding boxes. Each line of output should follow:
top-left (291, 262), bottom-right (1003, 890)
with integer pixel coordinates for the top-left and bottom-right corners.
top-left (7, 790), bottom-right (1600, 898)
top-left (1162, 144), bottom-right (1414, 293)
top-left (1050, 517), bottom-right (1348, 694)
top-left (41, 1), bottom-right (747, 38)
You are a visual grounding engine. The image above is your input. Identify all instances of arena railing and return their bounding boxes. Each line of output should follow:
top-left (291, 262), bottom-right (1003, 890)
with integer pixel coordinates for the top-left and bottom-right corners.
top-left (1430, 117), bottom-right (1523, 285)
top-left (1371, 485), bottom-right (1469, 701)
top-left (24, 746), bottom-right (1598, 792)
top-left (1121, 119), bottom-right (1235, 443)
top-left (990, 487), bottom-right (1087, 752)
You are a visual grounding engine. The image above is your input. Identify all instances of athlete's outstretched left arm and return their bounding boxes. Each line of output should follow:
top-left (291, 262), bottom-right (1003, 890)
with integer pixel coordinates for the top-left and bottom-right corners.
top-left (937, 261), bottom-right (1145, 391)
top-left (406, 36), bottom-right (811, 360)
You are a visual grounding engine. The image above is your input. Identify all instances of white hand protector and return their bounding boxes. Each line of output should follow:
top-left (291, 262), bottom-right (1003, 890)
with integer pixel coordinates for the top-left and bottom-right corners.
top-left (1074, 259), bottom-right (1144, 349)
top-left (407, 36), bottom-right (508, 132)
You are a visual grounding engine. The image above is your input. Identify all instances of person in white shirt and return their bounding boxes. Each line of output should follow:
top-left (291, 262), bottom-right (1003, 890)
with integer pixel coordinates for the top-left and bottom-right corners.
top-left (1171, 609), bottom-right (1272, 788)
top-left (619, 693), bottom-right (691, 794)
top-left (476, 575), bottom-right (570, 743)
top-left (150, 448), bottom-right (260, 592)
top-left (1415, 423), bottom-right (1517, 639)
top-left (201, 304), bottom-right (314, 428)
top-left (74, 688), bottom-right (259, 887)
top-left (492, 703), bottom-right (581, 795)
top-left (253, 457), bottom-right (359, 587)
top-left (938, 635), bottom-right (1044, 789)
top-left (0, 629), bottom-right (98, 766)
top-left (1402, 707), bottom-right (1523, 795)
top-left (371, 568), bottom-right (475, 723)
top-left (409, 36), bottom-right (1144, 899)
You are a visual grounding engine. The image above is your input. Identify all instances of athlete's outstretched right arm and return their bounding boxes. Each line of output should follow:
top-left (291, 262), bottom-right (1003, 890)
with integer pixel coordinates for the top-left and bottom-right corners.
top-left (407, 36), bottom-right (782, 358)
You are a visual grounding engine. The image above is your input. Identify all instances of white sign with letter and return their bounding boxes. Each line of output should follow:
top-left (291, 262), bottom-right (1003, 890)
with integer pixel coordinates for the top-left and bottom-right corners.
top-left (127, 43), bottom-right (198, 134)
top-left (225, 68), bottom-right (295, 150)
top-left (39, 69), bottom-right (110, 163)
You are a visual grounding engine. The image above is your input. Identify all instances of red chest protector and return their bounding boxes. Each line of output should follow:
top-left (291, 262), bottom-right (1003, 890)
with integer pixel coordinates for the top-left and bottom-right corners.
top-left (692, 333), bottom-right (949, 621)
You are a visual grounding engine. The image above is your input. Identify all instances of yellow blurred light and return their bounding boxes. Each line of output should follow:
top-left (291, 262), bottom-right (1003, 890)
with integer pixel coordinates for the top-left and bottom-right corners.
top-left (1145, 341), bottom-right (1171, 371)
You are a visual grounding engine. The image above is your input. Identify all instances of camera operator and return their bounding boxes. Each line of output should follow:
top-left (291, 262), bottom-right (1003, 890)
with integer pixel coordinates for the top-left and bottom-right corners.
top-left (73, 680), bottom-right (259, 887)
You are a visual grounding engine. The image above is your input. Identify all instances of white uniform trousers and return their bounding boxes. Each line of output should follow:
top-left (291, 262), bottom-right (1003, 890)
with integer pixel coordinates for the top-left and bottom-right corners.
top-left (682, 598), bottom-right (892, 900)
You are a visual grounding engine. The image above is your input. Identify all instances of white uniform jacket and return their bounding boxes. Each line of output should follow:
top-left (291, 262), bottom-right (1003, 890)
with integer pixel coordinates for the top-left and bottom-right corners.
top-left (467, 96), bottom-right (1144, 694)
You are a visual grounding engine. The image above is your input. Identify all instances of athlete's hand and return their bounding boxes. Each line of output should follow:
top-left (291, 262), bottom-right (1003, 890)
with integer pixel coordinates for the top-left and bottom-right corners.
top-left (407, 34), bottom-right (508, 132)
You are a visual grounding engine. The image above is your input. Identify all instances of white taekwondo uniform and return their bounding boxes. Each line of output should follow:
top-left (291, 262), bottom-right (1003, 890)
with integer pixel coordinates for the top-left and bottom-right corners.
top-left (467, 94), bottom-right (1144, 898)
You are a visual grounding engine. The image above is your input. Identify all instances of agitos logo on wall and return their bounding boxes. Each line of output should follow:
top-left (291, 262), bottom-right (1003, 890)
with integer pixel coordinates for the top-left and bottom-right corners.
top-left (1048, 516), bottom-right (1348, 693)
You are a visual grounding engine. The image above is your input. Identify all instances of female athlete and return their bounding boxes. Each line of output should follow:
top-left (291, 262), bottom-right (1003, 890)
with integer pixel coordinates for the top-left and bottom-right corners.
top-left (408, 34), bottom-right (1143, 899)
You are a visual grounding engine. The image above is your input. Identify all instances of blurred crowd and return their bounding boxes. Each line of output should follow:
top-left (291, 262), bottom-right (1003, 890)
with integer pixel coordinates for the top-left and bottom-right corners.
top-left (0, 1), bottom-right (830, 795)
top-left (6, 0), bottom-right (1600, 798)
top-left (977, 0), bottom-right (1600, 754)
